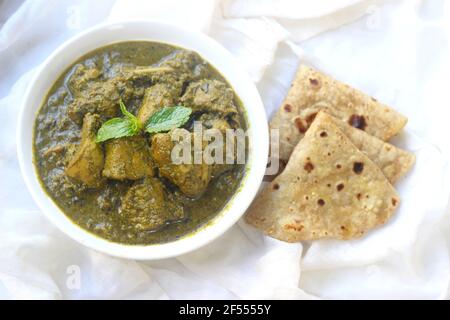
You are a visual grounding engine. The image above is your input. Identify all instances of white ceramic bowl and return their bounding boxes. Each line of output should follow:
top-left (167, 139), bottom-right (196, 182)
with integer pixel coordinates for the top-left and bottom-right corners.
top-left (17, 21), bottom-right (268, 260)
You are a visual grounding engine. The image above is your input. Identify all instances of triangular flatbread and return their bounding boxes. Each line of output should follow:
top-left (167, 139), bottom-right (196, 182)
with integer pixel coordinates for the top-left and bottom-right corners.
top-left (270, 65), bottom-right (407, 164)
top-left (317, 112), bottom-right (414, 184)
top-left (246, 113), bottom-right (400, 242)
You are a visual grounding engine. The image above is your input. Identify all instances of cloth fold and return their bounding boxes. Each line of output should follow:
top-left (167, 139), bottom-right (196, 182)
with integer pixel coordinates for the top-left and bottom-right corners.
top-left (0, 0), bottom-right (449, 299)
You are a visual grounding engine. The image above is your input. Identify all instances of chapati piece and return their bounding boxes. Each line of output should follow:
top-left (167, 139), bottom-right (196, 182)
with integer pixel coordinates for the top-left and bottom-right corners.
top-left (245, 114), bottom-right (400, 242)
top-left (317, 112), bottom-right (415, 184)
top-left (270, 65), bottom-right (408, 163)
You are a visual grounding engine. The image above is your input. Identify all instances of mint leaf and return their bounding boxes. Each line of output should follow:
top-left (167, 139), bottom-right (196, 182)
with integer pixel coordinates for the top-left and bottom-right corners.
top-left (145, 106), bottom-right (192, 134)
top-left (95, 118), bottom-right (135, 143)
top-left (96, 101), bottom-right (191, 142)
top-left (96, 100), bottom-right (140, 143)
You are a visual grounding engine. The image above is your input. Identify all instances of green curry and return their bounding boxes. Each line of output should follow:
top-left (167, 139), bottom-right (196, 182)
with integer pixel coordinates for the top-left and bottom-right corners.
top-left (33, 41), bottom-right (247, 245)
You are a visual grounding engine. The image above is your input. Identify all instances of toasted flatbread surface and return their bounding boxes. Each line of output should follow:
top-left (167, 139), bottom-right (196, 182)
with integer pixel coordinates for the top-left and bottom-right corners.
top-left (270, 65), bottom-right (407, 163)
top-left (317, 112), bottom-right (415, 184)
top-left (246, 114), bottom-right (400, 242)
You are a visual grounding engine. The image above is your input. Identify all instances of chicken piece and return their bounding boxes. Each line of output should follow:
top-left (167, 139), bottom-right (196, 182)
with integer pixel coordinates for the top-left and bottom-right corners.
top-left (199, 114), bottom-right (238, 178)
top-left (102, 136), bottom-right (153, 180)
top-left (123, 50), bottom-right (201, 80)
top-left (151, 130), bottom-right (211, 198)
top-left (68, 76), bottom-right (135, 125)
top-left (125, 50), bottom-right (200, 88)
top-left (65, 113), bottom-right (104, 188)
top-left (180, 79), bottom-right (237, 114)
top-left (199, 113), bottom-right (231, 131)
top-left (137, 83), bottom-right (178, 125)
top-left (158, 50), bottom-right (200, 76)
top-left (120, 178), bottom-right (184, 232)
top-left (67, 64), bottom-right (101, 92)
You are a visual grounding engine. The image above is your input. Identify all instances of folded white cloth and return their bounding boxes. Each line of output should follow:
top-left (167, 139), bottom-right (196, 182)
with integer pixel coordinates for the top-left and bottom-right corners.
top-left (0, 0), bottom-right (449, 299)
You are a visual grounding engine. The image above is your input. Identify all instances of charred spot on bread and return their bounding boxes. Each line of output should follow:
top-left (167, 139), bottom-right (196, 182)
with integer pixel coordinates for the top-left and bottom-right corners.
top-left (348, 114), bottom-right (367, 130)
top-left (304, 162), bottom-right (314, 173)
top-left (353, 162), bottom-right (364, 174)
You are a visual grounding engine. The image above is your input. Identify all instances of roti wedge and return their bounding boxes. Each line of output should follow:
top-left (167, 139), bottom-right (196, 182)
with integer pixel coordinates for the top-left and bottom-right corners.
top-left (270, 65), bottom-right (407, 164)
top-left (316, 112), bottom-right (414, 184)
top-left (246, 113), bottom-right (400, 242)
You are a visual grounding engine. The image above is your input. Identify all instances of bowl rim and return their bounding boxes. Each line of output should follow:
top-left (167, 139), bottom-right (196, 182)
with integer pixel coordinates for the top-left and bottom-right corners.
top-left (16, 20), bottom-right (268, 260)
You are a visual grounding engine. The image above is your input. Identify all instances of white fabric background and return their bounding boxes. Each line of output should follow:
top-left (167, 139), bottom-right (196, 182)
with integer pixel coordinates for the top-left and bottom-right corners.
top-left (1, 0), bottom-right (449, 299)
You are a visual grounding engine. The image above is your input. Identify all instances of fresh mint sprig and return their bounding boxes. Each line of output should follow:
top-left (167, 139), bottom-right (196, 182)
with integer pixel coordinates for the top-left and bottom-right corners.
top-left (95, 100), bottom-right (140, 143)
top-left (95, 100), bottom-right (192, 143)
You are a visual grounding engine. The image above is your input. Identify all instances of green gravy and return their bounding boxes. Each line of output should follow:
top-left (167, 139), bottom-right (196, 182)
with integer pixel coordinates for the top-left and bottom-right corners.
top-left (33, 41), bottom-right (247, 245)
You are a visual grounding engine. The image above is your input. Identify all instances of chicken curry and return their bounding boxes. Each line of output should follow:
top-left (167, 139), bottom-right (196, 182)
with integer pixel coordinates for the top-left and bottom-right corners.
top-left (33, 41), bottom-right (247, 244)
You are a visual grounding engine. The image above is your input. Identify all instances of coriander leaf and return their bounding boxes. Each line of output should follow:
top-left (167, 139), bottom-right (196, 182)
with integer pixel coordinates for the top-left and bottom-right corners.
top-left (95, 118), bottom-right (137, 143)
top-left (145, 106), bottom-right (192, 134)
